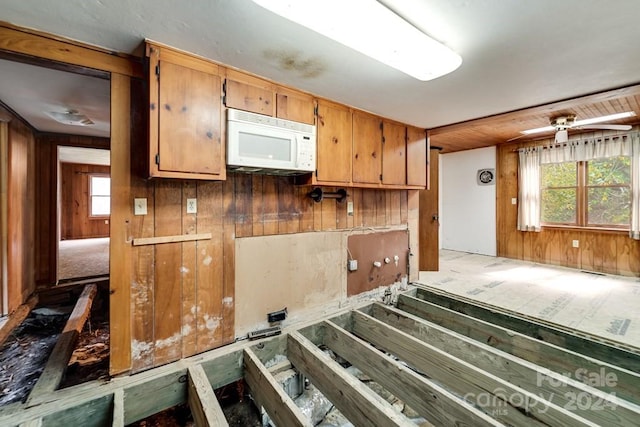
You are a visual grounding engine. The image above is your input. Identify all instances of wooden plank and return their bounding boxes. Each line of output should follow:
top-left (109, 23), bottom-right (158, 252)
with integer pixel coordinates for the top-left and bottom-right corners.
top-left (188, 365), bottom-right (229, 427)
top-left (320, 195), bottom-right (337, 230)
top-left (153, 180), bottom-right (183, 366)
top-left (19, 418), bottom-right (42, 427)
top-left (109, 73), bottom-right (133, 375)
top-left (298, 185), bottom-right (314, 232)
top-left (318, 320), bottom-right (501, 426)
top-left (414, 286), bottom-right (640, 373)
top-left (251, 175), bottom-right (265, 236)
top-left (361, 189), bottom-right (376, 227)
top-left (375, 190), bottom-right (386, 226)
top-left (28, 284), bottom-right (97, 403)
top-left (277, 176), bottom-right (297, 233)
top-left (350, 310), bottom-right (589, 426)
top-left (243, 348), bottom-right (311, 427)
top-left (371, 303), bottom-right (640, 425)
top-left (130, 178), bottom-right (155, 373)
top-left (235, 173), bottom-right (253, 238)
top-left (0, 25), bottom-right (142, 77)
top-left (262, 176), bottom-right (279, 235)
top-left (182, 181), bottom-right (198, 358)
top-left (221, 177), bottom-right (236, 344)
top-left (0, 294), bottom-right (37, 346)
top-left (396, 294), bottom-right (640, 406)
top-left (112, 389), bottom-right (125, 427)
top-left (0, 344), bottom-right (244, 426)
top-left (132, 232), bottom-right (212, 246)
top-left (287, 331), bottom-right (414, 427)
top-left (196, 181), bottom-right (225, 353)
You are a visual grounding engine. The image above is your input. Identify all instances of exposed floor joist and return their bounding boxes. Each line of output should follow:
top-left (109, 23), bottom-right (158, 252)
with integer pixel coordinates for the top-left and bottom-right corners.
top-left (2, 289), bottom-right (639, 426)
top-left (0, 294), bottom-right (38, 347)
top-left (27, 284), bottom-right (97, 404)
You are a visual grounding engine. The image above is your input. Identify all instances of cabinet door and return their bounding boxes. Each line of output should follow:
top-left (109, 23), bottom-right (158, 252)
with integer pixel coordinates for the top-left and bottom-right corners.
top-left (276, 87), bottom-right (315, 124)
top-left (382, 121), bottom-right (406, 185)
top-left (148, 44), bottom-right (224, 179)
top-left (224, 69), bottom-right (275, 116)
top-left (352, 111), bottom-right (382, 184)
top-left (316, 100), bottom-right (352, 183)
top-left (407, 126), bottom-right (427, 187)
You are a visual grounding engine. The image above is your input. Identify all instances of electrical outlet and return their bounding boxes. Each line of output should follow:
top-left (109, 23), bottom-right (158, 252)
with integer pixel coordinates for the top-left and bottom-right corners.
top-left (348, 259), bottom-right (358, 271)
top-left (511, 198), bottom-right (517, 205)
top-left (572, 240), bottom-right (579, 248)
top-left (187, 198), bottom-right (197, 214)
top-left (134, 198), bottom-right (147, 215)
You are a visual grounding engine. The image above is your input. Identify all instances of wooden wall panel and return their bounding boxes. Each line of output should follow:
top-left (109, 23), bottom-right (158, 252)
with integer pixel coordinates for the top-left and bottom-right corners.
top-left (60, 163), bottom-right (110, 240)
top-left (496, 142), bottom-right (640, 277)
top-left (5, 114), bottom-right (36, 313)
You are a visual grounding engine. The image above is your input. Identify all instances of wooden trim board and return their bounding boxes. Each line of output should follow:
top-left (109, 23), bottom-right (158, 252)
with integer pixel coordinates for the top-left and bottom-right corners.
top-left (132, 232), bottom-right (212, 246)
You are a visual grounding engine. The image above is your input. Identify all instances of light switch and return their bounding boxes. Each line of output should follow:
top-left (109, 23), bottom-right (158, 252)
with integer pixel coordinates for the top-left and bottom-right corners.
top-left (187, 198), bottom-right (197, 214)
top-left (134, 198), bottom-right (147, 215)
top-left (347, 201), bottom-right (354, 216)
top-left (511, 198), bottom-right (517, 205)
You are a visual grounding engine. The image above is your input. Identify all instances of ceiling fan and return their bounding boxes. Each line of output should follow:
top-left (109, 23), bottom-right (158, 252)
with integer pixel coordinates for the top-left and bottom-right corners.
top-left (512, 111), bottom-right (635, 143)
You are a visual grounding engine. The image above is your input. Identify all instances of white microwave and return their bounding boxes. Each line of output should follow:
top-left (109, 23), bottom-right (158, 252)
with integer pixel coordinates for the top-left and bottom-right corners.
top-left (226, 108), bottom-right (316, 175)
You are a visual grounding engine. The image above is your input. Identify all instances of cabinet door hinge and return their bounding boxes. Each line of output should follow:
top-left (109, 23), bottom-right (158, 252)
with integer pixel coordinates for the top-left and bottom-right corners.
top-left (155, 64), bottom-right (160, 77)
top-left (314, 105), bottom-right (318, 116)
top-left (379, 121), bottom-right (383, 131)
top-left (222, 79), bottom-right (227, 105)
top-left (155, 153), bottom-right (160, 165)
top-left (380, 174), bottom-right (383, 181)
top-left (315, 169), bottom-right (318, 177)
top-left (382, 136), bottom-right (386, 144)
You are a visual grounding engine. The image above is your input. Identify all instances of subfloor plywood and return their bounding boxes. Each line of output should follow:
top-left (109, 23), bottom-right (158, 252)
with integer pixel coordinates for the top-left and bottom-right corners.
top-left (418, 250), bottom-right (640, 348)
top-left (235, 232), bottom-right (345, 337)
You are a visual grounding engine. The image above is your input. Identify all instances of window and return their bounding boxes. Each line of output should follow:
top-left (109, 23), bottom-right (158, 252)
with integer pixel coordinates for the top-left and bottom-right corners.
top-left (541, 156), bottom-right (631, 228)
top-left (89, 175), bottom-right (110, 217)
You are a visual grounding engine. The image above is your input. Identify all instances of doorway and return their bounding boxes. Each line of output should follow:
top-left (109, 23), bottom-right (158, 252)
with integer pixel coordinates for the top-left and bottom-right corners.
top-left (57, 146), bottom-right (111, 283)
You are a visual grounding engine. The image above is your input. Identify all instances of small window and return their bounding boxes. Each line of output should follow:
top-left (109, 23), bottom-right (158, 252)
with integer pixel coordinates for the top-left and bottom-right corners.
top-left (541, 156), bottom-right (630, 229)
top-left (90, 175), bottom-right (110, 217)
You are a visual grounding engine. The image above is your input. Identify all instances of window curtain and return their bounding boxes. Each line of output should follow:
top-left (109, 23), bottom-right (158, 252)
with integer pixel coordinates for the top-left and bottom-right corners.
top-left (517, 146), bottom-right (542, 231)
top-left (631, 133), bottom-right (640, 240)
top-left (517, 133), bottom-right (639, 236)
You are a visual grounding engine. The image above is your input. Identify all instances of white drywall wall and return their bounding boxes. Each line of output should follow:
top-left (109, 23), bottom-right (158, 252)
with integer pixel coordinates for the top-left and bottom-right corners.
top-left (441, 146), bottom-right (496, 256)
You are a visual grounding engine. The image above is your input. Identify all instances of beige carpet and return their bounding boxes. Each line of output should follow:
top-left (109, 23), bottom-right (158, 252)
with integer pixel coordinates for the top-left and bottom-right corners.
top-left (418, 250), bottom-right (640, 348)
top-left (58, 237), bottom-right (109, 281)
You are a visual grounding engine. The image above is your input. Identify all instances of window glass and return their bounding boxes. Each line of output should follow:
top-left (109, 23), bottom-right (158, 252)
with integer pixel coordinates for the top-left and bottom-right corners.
top-left (90, 175), bottom-right (110, 217)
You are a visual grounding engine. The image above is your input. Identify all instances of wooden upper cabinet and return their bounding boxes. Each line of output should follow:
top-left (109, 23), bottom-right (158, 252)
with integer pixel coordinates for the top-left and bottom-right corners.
top-left (382, 120), bottom-right (406, 186)
top-left (352, 111), bottom-right (382, 184)
top-left (276, 87), bottom-right (315, 125)
top-left (407, 126), bottom-right (427, 187)
top-left (224, 69), bottom-right (275, 116)
top-left (147, 43), bottom-right (225, 180)
top-left (316, 100), bottom-right (352, 183)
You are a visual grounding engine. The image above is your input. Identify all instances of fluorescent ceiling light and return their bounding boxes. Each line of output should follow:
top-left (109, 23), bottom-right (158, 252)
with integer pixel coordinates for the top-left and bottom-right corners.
top-left (252, 0), bottom-right (462, 81)
top-left (521, 111), bottom-right (636, 135)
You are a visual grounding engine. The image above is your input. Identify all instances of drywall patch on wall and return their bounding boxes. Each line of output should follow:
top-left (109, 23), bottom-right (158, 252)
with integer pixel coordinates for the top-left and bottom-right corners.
top-left (441, 146), bottom-right (496, 256)
top-left (235, 231), bottom-right (345, 338)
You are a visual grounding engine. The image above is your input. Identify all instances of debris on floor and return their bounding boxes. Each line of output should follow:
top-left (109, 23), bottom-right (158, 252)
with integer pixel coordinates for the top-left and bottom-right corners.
top-left (0, 308), bottom-right (69, 405)
top-left (61, 319), bottom-right (110, 388)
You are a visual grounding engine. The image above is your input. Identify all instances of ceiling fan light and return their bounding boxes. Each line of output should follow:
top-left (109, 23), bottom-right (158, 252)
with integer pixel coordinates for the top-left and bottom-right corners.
top-left (252, 0), bottom-right (462, 81)
top-left (555, 129), bottom-right (568, 143)
top-left (46, 110), bottom-right (94, 126)
top-left (521, 125), bottom-right (555, 135)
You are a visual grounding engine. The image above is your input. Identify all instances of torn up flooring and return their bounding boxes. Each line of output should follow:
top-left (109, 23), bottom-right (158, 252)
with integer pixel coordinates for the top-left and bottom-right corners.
top-left (1, 285), bottom-right (638, 426)
top-left (419, 249), bottom-right (640, 348)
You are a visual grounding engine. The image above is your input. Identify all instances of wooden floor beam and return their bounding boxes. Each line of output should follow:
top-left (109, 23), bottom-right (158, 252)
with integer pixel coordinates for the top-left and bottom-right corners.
top-left (27, 284), bottom-right (97, 404)
top-left (350, 310), bottom-right (590, 426)
top-left (244, 348), bottom-right (311, 427)
top-left (287, 331), bottom-right (414, 427)
top-left (112, 389), bottom-right (124, 427)
top-left (319, 319), bottom-right (500, 426)
top-left (0, 294), bottom-right (37, 346)
top-left (397, 293), bottom-right (640, 406)
top-left (413, 287), bottom-right (640, 373)
top-left (371, 303), bottom-right (640, 426)
top-left (187, 365), bottom-right (229, 427)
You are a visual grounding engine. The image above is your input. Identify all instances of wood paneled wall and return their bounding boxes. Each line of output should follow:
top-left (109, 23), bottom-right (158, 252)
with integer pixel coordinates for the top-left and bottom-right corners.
top-left (60, 163), bottom-right (110, 240)
top-left (2, 106), bottom-right (36, 313)
top-left (129, 172), bottom-right (409, 372)
top-left (34, 134), bottom-right (110, 285)
top-left (496, 143), bottom-right (640, 276)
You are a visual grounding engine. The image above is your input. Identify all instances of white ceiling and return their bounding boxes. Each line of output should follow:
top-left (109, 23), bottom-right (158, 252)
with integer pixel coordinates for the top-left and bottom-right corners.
top-left (1, 0), bottom-right (640, 134)
top-left (59, 146), bottom-right (110, 166)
